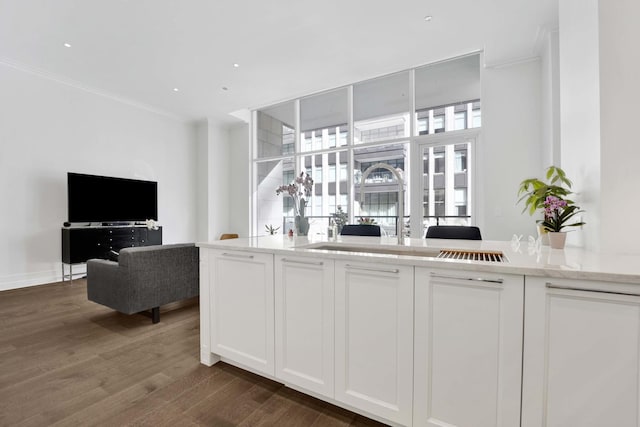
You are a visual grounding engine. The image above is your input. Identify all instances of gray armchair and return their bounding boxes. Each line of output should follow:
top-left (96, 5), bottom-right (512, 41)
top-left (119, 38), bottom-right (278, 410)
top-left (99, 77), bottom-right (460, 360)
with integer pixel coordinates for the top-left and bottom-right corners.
top-left (87, 243), bottom-right (199, 323)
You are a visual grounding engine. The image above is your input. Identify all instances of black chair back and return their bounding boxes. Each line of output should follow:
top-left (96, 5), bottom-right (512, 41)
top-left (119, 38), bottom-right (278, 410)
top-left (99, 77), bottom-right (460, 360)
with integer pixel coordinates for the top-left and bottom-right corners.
top-left (340, 224), bottom-right (382, 237)
top-left (425, 225), bottom-right (482, 240)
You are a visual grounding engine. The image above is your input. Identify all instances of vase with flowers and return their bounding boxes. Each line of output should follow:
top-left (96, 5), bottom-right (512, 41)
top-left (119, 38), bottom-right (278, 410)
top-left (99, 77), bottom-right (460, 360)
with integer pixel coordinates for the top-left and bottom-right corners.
top-left (276, 172), bottom-right (314, 236)
top-left (330, 205), bottom-right (348, 235)
top-left (538, 195), bottom-right (585, 249)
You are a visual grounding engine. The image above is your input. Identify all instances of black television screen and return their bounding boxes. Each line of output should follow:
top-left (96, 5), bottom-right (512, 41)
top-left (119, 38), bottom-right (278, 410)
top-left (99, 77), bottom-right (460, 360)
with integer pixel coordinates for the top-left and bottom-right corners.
top-left (67, 173), bottom-right (158, 223)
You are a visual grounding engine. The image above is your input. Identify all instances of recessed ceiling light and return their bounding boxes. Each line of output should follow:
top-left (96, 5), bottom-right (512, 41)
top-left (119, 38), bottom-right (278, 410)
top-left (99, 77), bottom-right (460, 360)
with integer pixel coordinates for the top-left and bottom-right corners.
top-left (233, 63), bottom-right (240, 68)
top-left (222, 87), bottom-right (229, 91)
top-left (64, 43), bottom-right (72, 48)
top-left (424, 15), bottom-right (433, 21)
top-left (173, 88), bottom-right (179, 92)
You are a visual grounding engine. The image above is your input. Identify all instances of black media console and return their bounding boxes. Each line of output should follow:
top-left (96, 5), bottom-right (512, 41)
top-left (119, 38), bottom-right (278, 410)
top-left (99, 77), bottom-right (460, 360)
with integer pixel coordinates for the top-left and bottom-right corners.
top-left (61, 226), bottom-right (162, 280)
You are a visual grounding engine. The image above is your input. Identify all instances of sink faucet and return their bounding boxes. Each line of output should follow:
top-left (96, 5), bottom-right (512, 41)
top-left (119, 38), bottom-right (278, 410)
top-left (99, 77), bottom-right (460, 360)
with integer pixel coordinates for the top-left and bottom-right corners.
top-left (359, 163), bottom-right (405, 244)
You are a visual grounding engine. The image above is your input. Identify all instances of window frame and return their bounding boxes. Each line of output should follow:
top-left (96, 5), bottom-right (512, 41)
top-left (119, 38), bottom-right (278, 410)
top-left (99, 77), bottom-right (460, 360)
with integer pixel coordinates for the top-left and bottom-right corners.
top-left (411, 129), bottom-right (478, 237)
top-left (250, 55), bottom-right (482, 237)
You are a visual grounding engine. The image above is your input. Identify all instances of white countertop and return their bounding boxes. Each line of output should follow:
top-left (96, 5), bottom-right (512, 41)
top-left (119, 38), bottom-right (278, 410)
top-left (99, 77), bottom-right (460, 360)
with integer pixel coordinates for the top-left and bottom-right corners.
top-left (197, 235), bottom-right (640, 284)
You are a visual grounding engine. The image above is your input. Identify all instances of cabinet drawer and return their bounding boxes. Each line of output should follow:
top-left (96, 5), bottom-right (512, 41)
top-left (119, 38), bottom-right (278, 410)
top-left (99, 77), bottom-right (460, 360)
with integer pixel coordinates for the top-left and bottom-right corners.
top-left (103, 227), bottom-right (136, 238)
top-left (62, 226), bottom-right (162, 263)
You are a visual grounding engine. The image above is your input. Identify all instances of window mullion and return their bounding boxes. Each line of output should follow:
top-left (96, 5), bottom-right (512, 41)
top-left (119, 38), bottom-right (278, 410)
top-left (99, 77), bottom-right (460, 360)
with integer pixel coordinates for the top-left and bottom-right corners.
top-left (295, 98), bottom-right (301, 177)
top-left (347, 84), bottom-right (355, 224)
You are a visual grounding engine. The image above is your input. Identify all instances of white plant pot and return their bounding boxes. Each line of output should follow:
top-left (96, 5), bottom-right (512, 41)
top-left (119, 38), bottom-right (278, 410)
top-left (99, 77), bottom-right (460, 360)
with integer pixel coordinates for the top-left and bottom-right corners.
top-left (548, 231), bottom-right (567, 249)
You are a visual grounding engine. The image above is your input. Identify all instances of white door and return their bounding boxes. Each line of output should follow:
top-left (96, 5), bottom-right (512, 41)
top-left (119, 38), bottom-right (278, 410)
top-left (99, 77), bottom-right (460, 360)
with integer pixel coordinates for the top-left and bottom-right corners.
top-left (209, 249), bottom-right (275, 376)
top-left (522, 277), bottom-right (640, 427)
top-left (413, 267), bottom-right (524, 427)
top-left (274, 255), bottom-right (334, 397)
top-left (334, 260), bottom-right (414, 426)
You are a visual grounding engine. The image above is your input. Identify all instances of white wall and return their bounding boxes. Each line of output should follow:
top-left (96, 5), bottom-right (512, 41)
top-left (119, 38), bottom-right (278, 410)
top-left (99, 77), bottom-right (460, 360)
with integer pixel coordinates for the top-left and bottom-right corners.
top-left (228, 123), bottom-right (251, 237)
top-left (194, 118), bottom-right (233, 242)
top-left (540, 29), bottom-right (561, 167)
top-left (206, 119), bottom-right (231, 241)
top-left (479, 59), bottom-right (543, 240)
top-left (0, 63), bottom-right (198, 290)
top-left (195, 120), bottom-right (209, 241)
top-left (598, 0), bottom-right (640, 254)
top-left (559, 0), bottom-right (601, 250)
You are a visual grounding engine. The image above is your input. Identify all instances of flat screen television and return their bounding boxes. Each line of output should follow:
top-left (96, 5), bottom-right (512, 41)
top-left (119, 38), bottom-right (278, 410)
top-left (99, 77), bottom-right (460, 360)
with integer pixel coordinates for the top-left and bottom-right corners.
top-left (67, 172), bottom-right (158, 223)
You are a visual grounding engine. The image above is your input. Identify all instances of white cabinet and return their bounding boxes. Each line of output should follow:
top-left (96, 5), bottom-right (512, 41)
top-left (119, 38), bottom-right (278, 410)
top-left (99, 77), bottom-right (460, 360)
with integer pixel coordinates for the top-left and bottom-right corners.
top-left (413, 267), bottom-right (524, 427)
top-left (522, 277), bottom-right (640, 427)
top-left (205, 249), bottom-right (275, 376)
top-left (198, 242), bottom-right (640, 427)
top-left (334, 260), bottom-right (414, 426)
top-left (274, 255), bottom-right (335, 397)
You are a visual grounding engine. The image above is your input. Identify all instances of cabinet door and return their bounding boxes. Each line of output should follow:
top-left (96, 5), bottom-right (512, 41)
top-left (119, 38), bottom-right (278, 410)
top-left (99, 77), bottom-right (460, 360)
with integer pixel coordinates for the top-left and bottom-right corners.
top-left (145, 227), bottom-right (162, 245)
top-left (413, 268), bottom-right (524, 427)
top-left (62, 228), bottom-right (107, 263)
top-left (522, 277), bottom-right (640, 427)
top-left (209, 249), bottom-right (275, 376)
top-left (334, 260), bottom-right (414, 426)
top-left (274, 255), bottom-right (334, 397)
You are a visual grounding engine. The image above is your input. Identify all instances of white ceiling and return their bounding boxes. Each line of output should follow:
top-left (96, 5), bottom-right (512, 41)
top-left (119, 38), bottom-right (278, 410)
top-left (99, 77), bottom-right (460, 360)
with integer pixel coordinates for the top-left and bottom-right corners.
top-left (0, 0), bottom-right (558, 124)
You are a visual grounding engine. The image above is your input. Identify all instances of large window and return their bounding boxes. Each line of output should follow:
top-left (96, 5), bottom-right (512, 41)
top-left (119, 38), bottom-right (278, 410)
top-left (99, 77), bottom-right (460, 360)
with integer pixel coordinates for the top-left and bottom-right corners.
top-left (253, 54), bottom-right (481, 237)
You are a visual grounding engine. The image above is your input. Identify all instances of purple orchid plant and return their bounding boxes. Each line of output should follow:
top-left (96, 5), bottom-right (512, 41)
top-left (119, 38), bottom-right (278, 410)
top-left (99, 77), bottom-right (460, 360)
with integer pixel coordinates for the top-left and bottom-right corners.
top-left (538, 195), bottom-right (585, 232)
top-left (275, 172), bottom-right (314, 217)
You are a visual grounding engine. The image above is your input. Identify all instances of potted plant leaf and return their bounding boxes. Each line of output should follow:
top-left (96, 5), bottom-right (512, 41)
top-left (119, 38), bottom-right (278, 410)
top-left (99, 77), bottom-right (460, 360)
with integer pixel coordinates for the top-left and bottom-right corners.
top-left (265, 224), bottom-right (280, 235)
top-left (517, 166), bottom-right (574, 244)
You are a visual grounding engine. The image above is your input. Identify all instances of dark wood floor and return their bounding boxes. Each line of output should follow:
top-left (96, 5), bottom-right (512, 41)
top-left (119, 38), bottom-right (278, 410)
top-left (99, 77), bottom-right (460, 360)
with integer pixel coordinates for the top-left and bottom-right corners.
top-left (0, 279), bottom-right (387, 427)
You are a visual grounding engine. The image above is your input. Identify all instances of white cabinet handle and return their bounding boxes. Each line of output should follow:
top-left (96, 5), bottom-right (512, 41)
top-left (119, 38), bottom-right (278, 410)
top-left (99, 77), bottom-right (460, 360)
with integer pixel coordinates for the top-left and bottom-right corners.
top-left (430, 272), bottom-right (504, 284)
top-left (282, 258), bottom-right (324, 266)
top-left (222, 252), bottom-right (254, 259)
top-left (345, 264), bottom-right (399, 274)
top-left (546, 282), bottom-right (640, 297)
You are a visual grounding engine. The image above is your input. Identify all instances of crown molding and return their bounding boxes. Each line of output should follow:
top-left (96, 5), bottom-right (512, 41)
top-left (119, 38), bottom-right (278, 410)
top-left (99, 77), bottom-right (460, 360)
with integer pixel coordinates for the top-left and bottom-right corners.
top-left (532, 24), bottom-right (560, 56)
top-left (0, 56), bottom-right (189, 122)
top-left (483, 55), bottom-right (540, 70)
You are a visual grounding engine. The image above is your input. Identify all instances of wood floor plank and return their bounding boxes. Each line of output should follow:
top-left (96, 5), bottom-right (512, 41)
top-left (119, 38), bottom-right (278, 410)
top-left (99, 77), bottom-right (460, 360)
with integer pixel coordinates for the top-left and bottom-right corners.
top-left (49, 373), bottom-right (174, 427)
top-left (184, 376), bottom-right (264, 425)
top-left (19, 387), bottom-right (110, 427)
top-left (310, 407), bottom-right (357, 427)
top-left (0, 280), bottom-right (388, 426)
top-left (103, 366), bottom-right (225, 426)
top-left (0, 356), bottom-right (120, 425)
top-left (237, 391), bottom-right (309, 427)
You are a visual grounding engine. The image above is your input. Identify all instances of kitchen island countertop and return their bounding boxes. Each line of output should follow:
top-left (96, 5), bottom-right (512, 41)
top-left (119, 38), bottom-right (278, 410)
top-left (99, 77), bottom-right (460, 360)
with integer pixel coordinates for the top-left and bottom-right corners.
top-left (197, 235), bottom-right (640, 284)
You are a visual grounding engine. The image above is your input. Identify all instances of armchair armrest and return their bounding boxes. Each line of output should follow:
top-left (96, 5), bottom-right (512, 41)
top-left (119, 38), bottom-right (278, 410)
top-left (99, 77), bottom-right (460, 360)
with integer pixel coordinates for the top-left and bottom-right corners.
top-left (86, 259), bottom-right (133, 314)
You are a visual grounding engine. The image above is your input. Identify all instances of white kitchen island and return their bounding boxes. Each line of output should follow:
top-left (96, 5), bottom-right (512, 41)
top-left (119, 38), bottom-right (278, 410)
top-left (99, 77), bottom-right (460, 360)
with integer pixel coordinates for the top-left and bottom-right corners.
top-left (198, 235), bottom-right (640, 427)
